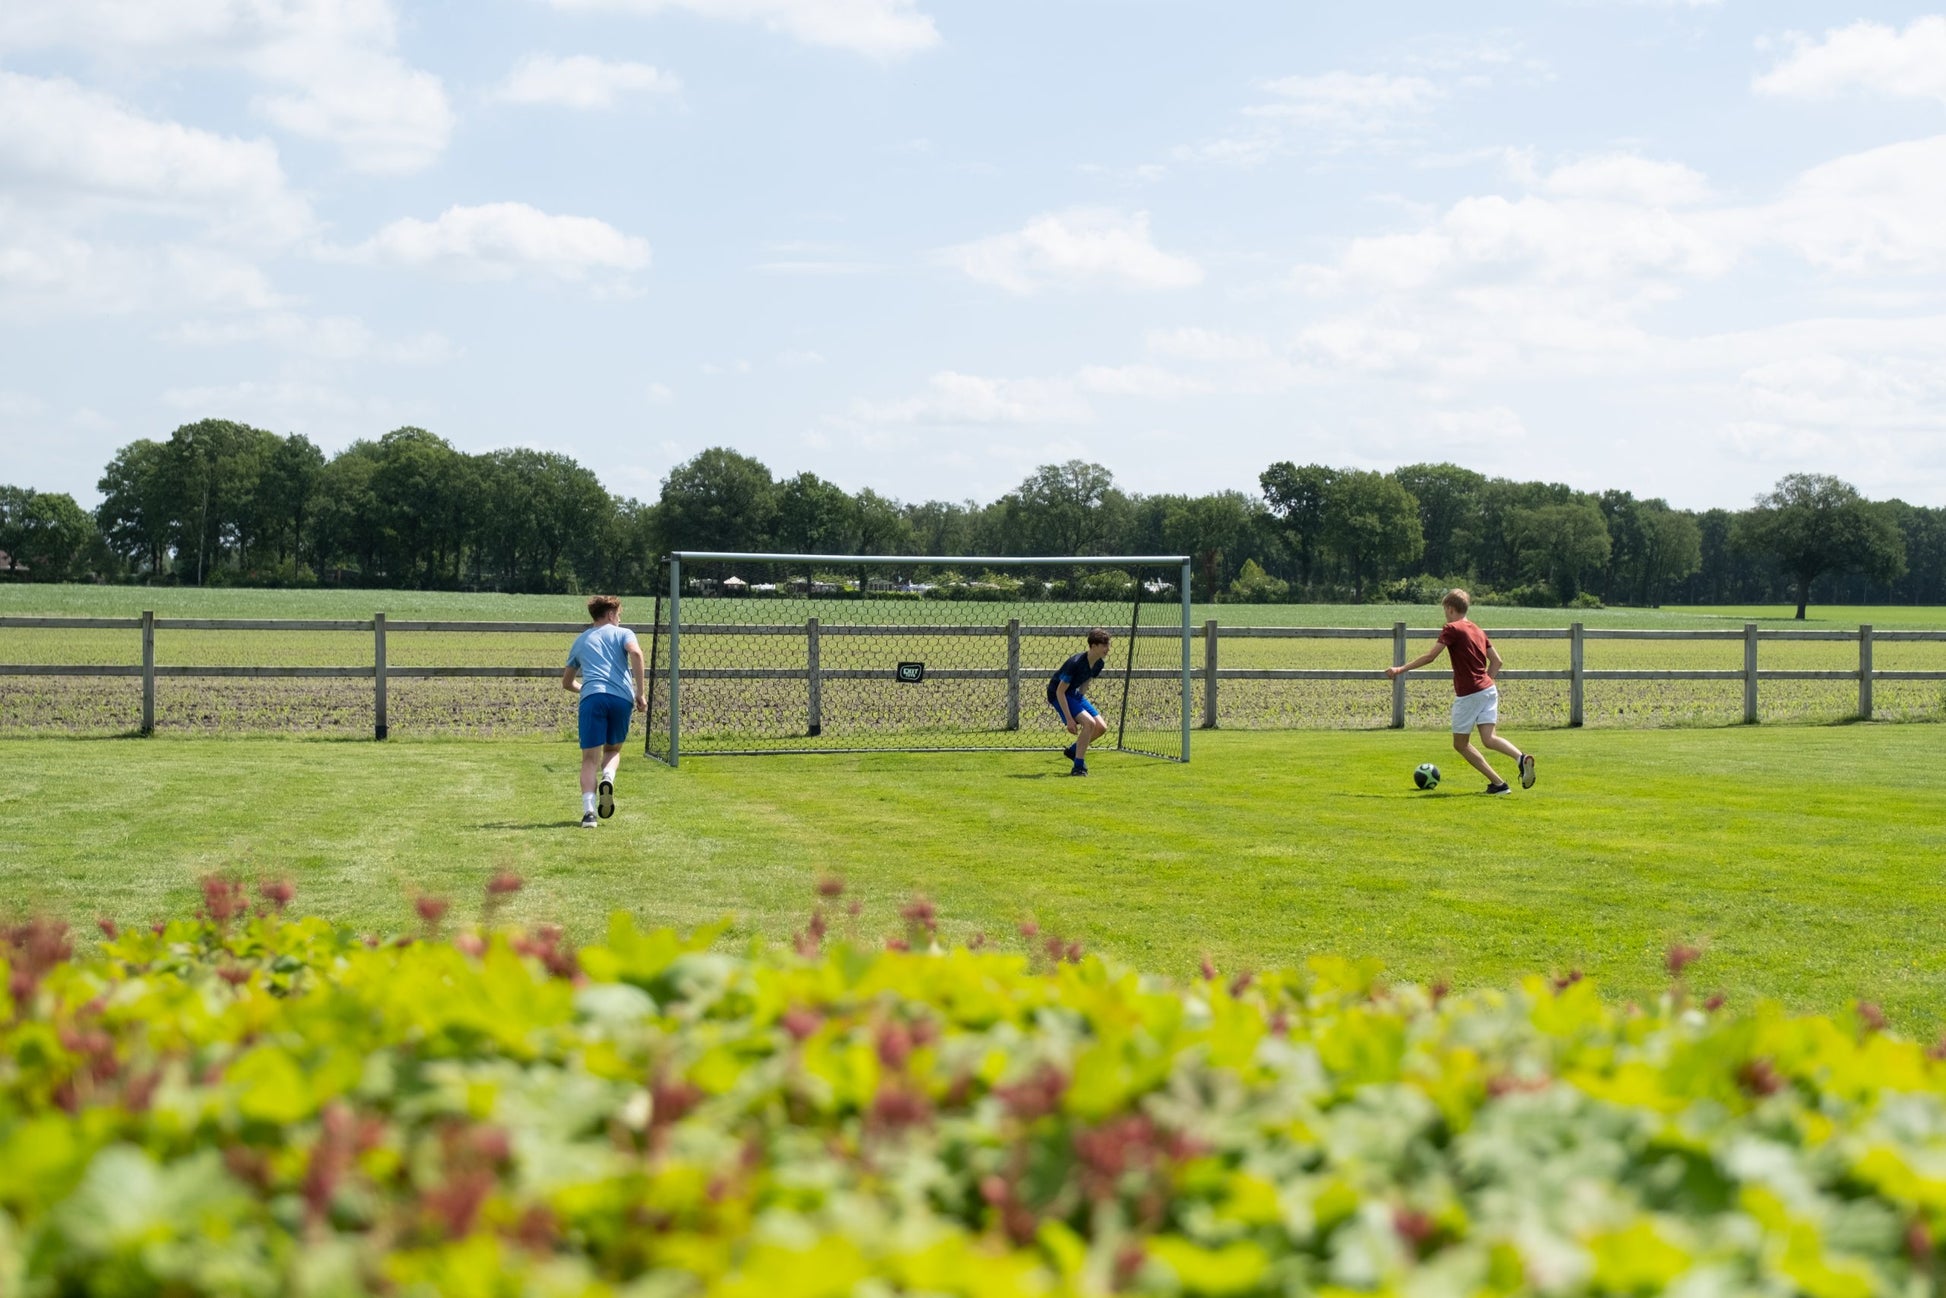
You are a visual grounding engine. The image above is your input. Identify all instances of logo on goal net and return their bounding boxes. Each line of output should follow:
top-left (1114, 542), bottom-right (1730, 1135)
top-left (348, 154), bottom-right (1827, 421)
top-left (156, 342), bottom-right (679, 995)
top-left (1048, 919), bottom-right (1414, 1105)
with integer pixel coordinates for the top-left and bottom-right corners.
top-left (895, 662), bottom-right (926, 684)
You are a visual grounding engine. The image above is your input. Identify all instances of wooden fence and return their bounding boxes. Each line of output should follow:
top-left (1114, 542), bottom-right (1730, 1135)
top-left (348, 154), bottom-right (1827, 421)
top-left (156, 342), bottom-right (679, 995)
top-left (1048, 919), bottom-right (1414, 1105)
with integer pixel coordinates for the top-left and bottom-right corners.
top-left (3, 615), bottom-right (1943, 739)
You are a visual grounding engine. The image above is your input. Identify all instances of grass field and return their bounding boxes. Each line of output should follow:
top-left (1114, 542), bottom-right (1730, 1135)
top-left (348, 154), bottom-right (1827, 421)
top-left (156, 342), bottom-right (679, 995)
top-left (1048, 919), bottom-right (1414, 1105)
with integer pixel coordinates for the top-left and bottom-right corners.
top-left (6, 586), bottom-right (1943, 735)
top-left (4, 726), bottom-right (1943, 1028)
top-left (6, 585), bottom-right (1946, 628)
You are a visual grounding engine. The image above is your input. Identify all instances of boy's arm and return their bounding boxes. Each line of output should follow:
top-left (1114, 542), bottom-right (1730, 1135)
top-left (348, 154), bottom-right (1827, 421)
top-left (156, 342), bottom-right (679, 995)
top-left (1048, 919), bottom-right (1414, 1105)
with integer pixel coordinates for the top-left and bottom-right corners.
top-left (1485, 643), bottom-right (1503, 678)
top-left (1385, 643), bottom-right (1445, 679)
top-left (628, 638), bottom-right (647, 709)
top-left (1054, 678), bottom-right (1075, 724)
top-left (561, 663), bottom-right (580, 693)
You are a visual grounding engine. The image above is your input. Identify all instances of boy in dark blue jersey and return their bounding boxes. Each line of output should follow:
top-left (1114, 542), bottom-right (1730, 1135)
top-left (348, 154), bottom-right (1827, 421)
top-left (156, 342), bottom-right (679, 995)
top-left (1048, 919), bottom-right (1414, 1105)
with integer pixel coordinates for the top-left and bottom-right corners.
top-left (1048, 628), bottom-right (1111, 776)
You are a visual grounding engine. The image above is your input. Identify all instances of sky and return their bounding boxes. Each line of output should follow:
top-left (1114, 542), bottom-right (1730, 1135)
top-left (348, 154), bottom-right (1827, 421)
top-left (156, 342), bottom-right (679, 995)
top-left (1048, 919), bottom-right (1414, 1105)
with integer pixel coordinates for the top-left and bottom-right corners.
top-left (2, 0), bottom-right (1945, 514)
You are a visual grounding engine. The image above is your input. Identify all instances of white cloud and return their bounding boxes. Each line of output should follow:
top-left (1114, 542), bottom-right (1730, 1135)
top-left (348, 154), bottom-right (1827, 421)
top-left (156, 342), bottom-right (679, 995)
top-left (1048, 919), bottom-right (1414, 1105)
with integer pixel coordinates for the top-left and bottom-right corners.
top-left (0, 0), bottom-right (454, 174)
top-left (1542, 154), bottom-right (1712, 207)
top-left (1249, 72), bottom-right (1441, 128)
top-left (1146, 328), bottom-right (1273, 363)
top-left (495, 54), bottom-right (681, 109)
top-left (0, 218), bottom-right (284, 317)
top-left (1755, 16), bottom-right (1946, 106)
top-left (163, 312), bottom-right (459, 364)
top-left (1074, 364), bottom-right (1216, 400)
top-left (541, 0), bottom-right (940, 59)
top-left (1767, 136), bottom-right (1946, 274)
top-left (947, 209), bottom-right (1202, 295)
top-left (158, 378), bottom-right (430, 437)
top-left (336, 203), bottom-right (652, 284)
top-left (0, 73), bottom-right (308, 241)
top-left (849, 372), bottom-right (1092, 426)
top-left (1181, 51), bottom-right (1516, 168)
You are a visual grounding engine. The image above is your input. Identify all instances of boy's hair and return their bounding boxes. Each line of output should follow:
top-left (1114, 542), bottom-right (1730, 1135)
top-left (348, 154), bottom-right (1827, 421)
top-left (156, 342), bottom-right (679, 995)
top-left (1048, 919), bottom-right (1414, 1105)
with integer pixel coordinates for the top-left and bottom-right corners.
top-left (587, 595), bottom-right (622, 622)
top-left (1442, 589), bottom-right (1471, 615)
top-left (1087, 627), bottom-right (1111, 647)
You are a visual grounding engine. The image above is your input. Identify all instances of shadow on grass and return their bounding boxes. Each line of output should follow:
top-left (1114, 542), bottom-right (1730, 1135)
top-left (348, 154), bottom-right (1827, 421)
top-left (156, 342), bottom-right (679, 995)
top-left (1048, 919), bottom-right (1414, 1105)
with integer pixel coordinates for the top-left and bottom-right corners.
top-left (477, 820), bottom-right (584, 831)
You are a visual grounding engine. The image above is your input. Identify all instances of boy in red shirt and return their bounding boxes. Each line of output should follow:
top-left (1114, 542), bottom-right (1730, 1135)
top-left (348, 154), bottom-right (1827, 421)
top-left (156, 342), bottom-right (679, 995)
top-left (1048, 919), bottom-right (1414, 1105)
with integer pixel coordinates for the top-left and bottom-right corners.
top-left (1386, 589), bottom-right (1536, 795)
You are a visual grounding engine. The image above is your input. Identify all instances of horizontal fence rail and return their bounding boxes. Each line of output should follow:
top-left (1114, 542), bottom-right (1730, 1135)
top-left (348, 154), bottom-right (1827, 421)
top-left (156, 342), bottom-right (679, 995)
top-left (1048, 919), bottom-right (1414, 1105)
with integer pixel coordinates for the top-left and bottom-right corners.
top-left (3, 615), bottom-right (1944, 739)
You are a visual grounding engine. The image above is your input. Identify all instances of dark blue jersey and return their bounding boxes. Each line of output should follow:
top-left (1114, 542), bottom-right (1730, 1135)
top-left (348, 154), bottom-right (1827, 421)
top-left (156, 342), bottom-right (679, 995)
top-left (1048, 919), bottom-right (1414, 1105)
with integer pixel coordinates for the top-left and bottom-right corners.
top-left (1047, 651), bottom-right (1105, 706)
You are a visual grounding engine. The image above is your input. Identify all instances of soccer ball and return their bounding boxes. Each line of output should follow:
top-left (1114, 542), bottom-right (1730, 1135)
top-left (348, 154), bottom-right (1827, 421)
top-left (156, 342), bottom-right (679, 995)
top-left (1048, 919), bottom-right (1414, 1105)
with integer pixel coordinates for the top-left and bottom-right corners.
top-left (1414, 763), bottom-right (1441, 790)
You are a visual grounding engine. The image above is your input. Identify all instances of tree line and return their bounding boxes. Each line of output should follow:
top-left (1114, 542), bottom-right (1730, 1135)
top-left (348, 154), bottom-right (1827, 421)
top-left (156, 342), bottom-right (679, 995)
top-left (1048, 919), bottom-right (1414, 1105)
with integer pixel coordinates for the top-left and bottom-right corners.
top-left (0, 417), bottom-right (1937, 618)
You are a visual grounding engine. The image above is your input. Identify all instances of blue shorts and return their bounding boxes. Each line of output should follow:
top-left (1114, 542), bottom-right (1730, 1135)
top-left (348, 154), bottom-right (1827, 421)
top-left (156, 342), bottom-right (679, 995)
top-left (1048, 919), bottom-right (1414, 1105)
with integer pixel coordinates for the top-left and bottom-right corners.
top-left (1050, 695), bottom-right (1101, 725)
top-left (579, 693), bottom-right (633, 749)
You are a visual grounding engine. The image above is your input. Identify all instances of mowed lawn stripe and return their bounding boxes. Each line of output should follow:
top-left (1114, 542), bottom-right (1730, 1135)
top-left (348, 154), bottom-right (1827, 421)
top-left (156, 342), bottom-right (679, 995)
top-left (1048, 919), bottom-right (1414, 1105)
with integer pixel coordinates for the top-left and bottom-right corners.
top-left (2, 727), bottom-right (1942, 1026)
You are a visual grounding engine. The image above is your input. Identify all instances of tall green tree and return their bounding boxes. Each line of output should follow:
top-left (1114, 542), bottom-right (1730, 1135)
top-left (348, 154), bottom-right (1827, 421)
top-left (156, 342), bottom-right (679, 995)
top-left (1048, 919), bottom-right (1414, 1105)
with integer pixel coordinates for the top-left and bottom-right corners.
top-left (1634, 501), bottom-right (1702, 606)
top-left (775, 473), bottom-right (856, 556)
top-left (0, 488), bottom-right (97, 580)
top-left (1002, 461), bottom-right (1123, 555)
top-left (1391, 463), bottom-right (1483, 577)
top-left (95, 440), bottom-right (174, 577)
top-left (158, 419), bottom-right (279, 584)
top-left (254, 434), bottom-right (327, 573)
top-left (1163, 492), bottom-right (1256, 602)
top-left (1259, 462), bottom-right (1333, 592)
top-left (658, 448), bottom-right (777, 554)
top-left (1510, 501), bottom-right (1612, 603)
top-left (369, 429), bottom-right (475, 586)
top-left (902, 500), bottom-right (978, 556)
top-left (1321, 470), bottom-right (1423, 601)
top-left (1736, 474), bottom-right (1906, 620)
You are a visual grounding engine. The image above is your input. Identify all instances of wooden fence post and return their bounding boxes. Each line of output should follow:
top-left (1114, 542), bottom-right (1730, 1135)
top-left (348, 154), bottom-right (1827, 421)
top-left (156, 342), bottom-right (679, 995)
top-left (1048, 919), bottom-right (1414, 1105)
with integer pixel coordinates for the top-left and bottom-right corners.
top-left (1569, 622), bottom-right (1585, 728)
top-left (374, 612), bottom-right (388, 740)
top-left (1858, 624), bottom-right (1873, 721)
top-left (1743, 622), bottom-right (1759, 724)
top-left (1202, 620), bottom-right (1219, 729)
top-left (140, 610), bottom-right (155, 735)
top-left (806, 617), bottom-right (822, 737)
top-left (1005, 619), bottom-right (1021, 730)
top-left (1390, 621), bottom-right (1407, 729)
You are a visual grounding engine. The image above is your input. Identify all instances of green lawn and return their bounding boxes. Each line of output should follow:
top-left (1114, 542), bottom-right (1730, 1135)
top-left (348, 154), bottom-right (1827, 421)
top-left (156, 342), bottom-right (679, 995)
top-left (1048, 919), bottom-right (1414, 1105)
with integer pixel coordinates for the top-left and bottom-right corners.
top-left (4, 726), bottom-right (1942, 1029)
top-left (6, 583), bottom-right (1943, 629)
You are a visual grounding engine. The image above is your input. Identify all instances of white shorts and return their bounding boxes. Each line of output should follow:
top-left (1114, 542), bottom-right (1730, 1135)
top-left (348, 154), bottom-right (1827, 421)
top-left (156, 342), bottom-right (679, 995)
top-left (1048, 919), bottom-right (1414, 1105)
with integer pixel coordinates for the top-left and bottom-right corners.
top-left (1451, 685), bottom-right (1499, 734)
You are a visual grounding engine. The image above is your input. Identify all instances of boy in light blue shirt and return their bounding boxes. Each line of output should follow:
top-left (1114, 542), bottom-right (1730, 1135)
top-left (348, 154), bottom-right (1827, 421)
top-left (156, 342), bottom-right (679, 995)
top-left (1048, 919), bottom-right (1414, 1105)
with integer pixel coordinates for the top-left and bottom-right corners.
top-left (561, 595), bottom-right (646, 828)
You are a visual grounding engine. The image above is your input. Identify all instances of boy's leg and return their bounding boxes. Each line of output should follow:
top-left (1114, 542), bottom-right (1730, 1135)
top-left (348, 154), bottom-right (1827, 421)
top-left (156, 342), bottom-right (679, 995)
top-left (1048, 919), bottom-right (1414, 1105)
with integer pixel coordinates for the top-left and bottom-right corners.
top-left (1477, 723), bottom-right (1535, 787)
top-left (1477, 723), bottom-right (1522, 762)
top-left (579, 748), bottom-right (604, 823)
top-left (597, 743), bottom-right (622, 817)
top-left (1451, 731), bottom-right (1502, 783)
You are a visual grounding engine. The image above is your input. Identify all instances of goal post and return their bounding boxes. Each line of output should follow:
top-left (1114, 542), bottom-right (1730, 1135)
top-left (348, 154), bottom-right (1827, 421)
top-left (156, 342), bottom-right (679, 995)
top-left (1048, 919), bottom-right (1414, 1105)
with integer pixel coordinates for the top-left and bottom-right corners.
top-left (645, 552), bottom-right (1193, 766)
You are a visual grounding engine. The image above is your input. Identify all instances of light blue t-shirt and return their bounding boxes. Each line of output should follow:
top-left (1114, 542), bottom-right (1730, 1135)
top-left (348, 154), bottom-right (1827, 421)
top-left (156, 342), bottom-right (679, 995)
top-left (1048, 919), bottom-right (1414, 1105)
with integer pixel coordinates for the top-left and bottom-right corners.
top-left (566, 623), bottom-right (640, 702)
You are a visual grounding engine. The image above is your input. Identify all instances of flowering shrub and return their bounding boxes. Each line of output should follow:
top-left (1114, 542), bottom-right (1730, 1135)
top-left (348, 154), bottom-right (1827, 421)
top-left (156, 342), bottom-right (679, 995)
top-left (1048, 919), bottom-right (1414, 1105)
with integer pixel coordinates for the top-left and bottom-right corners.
top-left (5, 884), bottom-right (1946, 1297)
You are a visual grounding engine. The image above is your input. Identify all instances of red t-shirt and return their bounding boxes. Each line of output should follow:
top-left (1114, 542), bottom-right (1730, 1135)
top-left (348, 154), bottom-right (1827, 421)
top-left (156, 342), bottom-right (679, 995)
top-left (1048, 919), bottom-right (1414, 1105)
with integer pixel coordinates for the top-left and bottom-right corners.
top-left (1438, 619), bottom-right (1495, 697)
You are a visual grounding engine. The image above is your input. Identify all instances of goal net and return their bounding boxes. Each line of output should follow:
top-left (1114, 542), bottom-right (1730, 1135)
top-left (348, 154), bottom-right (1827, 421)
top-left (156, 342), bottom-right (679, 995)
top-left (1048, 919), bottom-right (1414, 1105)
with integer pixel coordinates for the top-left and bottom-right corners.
top-left (643, 552), bottom-right (1192, 765)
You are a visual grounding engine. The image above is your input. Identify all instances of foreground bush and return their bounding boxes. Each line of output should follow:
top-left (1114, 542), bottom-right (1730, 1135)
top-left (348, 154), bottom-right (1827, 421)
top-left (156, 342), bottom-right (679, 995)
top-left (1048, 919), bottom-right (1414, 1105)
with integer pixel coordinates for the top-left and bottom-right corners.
top-left (4, 892), bottom-right (1946, 1297)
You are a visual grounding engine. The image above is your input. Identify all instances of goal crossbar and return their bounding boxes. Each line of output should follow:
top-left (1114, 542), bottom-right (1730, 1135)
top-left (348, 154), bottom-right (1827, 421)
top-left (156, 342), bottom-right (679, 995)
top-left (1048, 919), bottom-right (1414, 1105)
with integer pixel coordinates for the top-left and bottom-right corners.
top-left (651, 552), bottom-right (1194, 768)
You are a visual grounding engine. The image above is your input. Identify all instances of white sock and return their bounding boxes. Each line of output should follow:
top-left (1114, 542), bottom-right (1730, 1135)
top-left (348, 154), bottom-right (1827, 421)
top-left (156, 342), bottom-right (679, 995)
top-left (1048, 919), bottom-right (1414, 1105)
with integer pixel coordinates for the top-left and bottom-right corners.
top-left (583, 793), bottom-right (597, 814)
top-left (601, 767), bottom-right (617, 785)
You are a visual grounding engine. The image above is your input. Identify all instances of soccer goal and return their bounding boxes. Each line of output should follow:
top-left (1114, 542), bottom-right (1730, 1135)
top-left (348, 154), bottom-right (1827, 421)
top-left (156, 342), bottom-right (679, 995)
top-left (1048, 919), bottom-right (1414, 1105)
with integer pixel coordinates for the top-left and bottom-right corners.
top-left (643, 552), bottom-right (1193, 766)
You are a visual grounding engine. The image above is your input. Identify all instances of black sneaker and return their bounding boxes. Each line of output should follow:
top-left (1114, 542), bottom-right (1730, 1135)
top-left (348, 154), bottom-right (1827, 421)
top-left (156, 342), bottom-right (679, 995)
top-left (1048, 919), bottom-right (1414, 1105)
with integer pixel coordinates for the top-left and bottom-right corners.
top-left (580, 812), bottom-right (598, 829)
top-left (597, 778), bottom-right (615, 819)
top-left (1485, 782), bottom-right (1512, 796)
top-left (1518, 754), bottom-right (1537, 789)
top-left (1062, 743), bottom-right (1077, 760)
top-left (1069, 762), bottom-right (1089, 777)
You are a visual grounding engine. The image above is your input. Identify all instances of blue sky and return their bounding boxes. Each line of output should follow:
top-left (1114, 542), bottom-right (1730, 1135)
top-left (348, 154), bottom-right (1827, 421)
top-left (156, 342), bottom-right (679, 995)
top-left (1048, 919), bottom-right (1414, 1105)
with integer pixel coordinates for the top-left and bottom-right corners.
top-left (3, 1), bottom-right (1944, 512)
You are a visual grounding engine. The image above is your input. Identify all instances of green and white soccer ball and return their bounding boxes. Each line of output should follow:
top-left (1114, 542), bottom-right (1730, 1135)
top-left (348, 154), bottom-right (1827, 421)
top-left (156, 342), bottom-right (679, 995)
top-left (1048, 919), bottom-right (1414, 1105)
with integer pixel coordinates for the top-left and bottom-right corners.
top-left (1414, 763), bottom-right (1441, 790)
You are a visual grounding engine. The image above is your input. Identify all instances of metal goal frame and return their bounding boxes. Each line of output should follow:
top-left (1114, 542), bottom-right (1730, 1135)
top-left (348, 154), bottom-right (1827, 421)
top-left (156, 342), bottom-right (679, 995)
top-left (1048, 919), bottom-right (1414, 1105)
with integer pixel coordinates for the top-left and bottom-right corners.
top-left (651, 551), bottom-right (1194, 767)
